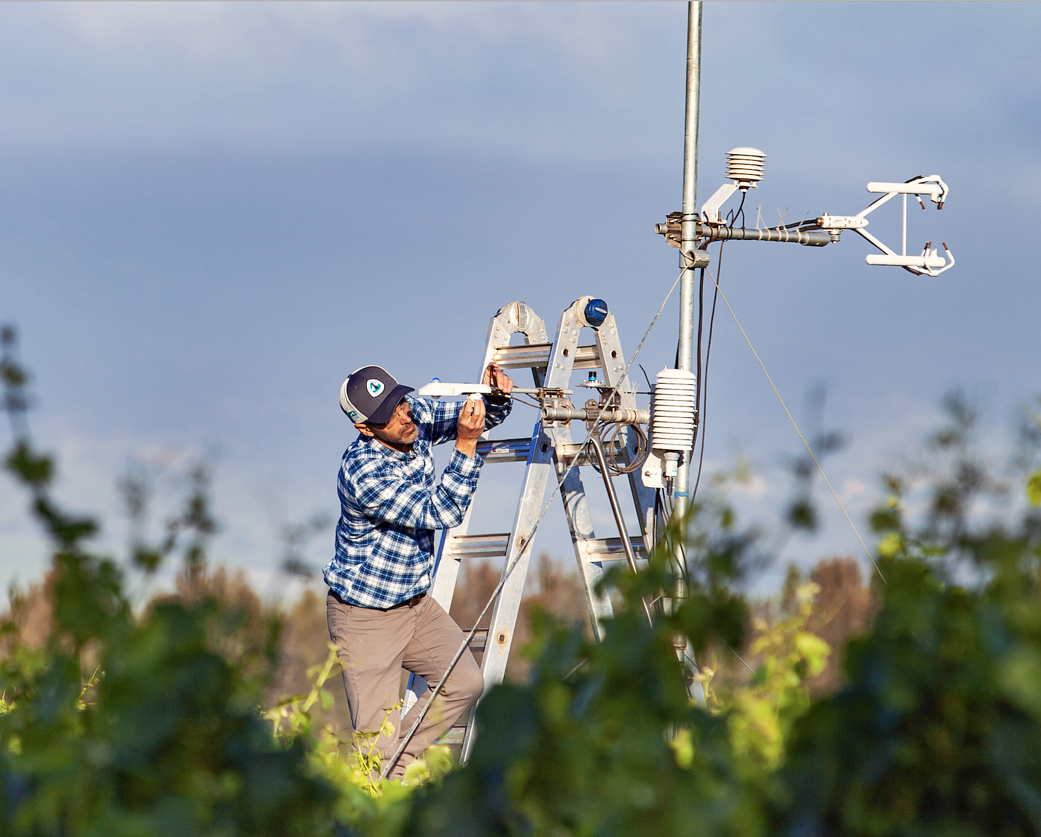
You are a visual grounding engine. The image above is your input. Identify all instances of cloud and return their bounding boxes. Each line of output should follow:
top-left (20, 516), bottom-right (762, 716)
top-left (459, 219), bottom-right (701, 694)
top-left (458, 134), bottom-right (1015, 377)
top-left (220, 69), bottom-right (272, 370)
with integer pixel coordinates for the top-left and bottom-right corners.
top-left (46, 2), bottom-right (665, 76)
top-left (0, 3), bottom-right (687, 163)
top-left (2, 1), bottom-right (1039, 601)
top-left (731, 473), bottom-right (771, 500)
top-left (840, 478), bottom-right (869, 504)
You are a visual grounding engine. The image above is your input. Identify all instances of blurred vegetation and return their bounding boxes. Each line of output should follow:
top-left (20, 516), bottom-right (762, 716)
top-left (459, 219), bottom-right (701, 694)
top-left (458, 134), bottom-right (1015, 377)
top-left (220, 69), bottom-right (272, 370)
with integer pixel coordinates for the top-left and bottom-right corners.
top-left (3, 322), bottom-right (1041, 836)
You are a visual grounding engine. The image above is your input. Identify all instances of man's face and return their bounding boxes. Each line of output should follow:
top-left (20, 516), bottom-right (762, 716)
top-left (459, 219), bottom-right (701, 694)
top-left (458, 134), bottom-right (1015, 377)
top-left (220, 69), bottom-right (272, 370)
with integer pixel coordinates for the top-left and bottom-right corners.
top-left (357, 398), bottom-right (418, 451)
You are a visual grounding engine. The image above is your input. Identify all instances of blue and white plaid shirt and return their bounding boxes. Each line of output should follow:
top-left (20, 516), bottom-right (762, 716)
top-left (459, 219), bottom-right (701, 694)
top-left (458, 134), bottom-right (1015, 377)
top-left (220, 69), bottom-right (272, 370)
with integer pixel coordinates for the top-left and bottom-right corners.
top-left (324, 394), bottom-right (511, 609)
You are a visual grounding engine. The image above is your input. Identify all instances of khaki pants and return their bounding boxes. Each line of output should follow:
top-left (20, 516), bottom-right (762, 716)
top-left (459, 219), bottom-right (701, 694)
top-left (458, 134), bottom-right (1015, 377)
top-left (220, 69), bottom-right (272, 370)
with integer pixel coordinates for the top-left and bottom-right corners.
top-left (326, 590), bottom-right (484, 781)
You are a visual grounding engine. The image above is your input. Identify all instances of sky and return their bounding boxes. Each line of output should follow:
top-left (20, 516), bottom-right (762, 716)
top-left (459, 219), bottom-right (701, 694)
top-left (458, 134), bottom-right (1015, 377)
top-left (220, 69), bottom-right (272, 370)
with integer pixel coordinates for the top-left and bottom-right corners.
top-left (1, 2), bottom-right (1038, 602)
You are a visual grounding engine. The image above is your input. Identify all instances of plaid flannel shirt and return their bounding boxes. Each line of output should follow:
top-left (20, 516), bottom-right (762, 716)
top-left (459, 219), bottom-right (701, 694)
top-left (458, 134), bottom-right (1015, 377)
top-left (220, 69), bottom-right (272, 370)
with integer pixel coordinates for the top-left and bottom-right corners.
top-left (324, 394), bottom-right (511, 609)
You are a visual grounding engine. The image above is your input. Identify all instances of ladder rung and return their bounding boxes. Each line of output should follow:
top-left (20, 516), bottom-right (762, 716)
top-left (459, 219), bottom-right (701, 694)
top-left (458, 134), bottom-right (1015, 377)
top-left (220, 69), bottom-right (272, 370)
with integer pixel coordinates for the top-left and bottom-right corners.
top-left (438, 727), bottom-right (465, 746)
top-left (443, 533), bottom-right (511, 559)
top-left (580, 537), bottom-right (648, 562)
top-left (571, 344), bottom-right (604, 370)
top-left (491, 343), bottom-right (602, 371)
top-left (492, 343), bottom-right (551, 370)
top-left (476, 438), bottom-right (531, 463)
top-left (467, 628), bottom-right (488, 653)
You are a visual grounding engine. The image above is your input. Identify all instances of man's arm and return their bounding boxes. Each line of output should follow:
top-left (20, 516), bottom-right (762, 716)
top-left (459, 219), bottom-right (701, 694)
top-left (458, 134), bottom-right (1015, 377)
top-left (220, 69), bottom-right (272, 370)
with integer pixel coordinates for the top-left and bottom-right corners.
top-left (349, 449), bottom-right (481, 532)
top-left (452, 395), bottom-right (486, 458)
top-left (347, 393), bottom-right (490, 527)
top-left (427, 363), bottom-right (515, 444)
top-left (427, 398), bottom-right (465, 446)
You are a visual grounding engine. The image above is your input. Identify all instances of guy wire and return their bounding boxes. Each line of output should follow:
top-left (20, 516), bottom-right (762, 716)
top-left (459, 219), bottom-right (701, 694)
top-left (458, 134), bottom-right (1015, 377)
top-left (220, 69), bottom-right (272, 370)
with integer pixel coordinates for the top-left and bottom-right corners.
top-left (700, 267), bottom-right (887, 586)
top-left (383, 270), bottom-right (685, 777)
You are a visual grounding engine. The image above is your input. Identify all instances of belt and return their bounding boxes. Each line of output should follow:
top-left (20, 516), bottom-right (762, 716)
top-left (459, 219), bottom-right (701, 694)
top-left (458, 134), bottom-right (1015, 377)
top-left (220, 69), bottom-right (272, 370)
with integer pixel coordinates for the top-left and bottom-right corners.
top-left (328, 587), bottom-right (426, 610)
top-left (388, 593), bottom-right (427, 610)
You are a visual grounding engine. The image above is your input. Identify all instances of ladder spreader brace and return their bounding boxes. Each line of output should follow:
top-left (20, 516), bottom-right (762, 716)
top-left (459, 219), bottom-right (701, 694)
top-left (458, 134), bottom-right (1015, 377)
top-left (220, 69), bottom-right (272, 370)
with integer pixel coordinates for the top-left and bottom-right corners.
top-left (402, 298), bottom-right (657, 762)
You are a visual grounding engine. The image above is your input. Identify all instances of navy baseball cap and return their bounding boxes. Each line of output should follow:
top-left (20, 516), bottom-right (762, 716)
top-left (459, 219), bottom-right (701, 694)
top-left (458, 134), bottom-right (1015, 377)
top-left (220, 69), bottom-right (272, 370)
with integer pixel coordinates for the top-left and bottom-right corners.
top-left (340, 365), bottom-right (414, 425)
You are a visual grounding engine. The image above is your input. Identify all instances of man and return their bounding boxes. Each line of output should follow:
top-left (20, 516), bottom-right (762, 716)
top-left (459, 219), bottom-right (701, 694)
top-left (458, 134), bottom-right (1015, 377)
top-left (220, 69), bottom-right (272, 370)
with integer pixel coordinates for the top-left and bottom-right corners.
top-left (324, 361), bottom-right (514, 780)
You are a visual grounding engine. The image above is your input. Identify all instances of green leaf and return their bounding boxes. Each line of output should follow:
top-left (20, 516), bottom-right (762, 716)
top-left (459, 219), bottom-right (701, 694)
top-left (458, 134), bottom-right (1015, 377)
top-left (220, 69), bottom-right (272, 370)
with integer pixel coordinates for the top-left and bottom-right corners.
top-left (794, 632), bottom-right (831, 678)
top-left (5, 441), bottom-right (53, 487)
top-left (1027, 470), bottom-right (1041, 507)
top-left (877, 531), bottom-right (903, 558)
top-left (999, 647), bottom-right (1041, 718)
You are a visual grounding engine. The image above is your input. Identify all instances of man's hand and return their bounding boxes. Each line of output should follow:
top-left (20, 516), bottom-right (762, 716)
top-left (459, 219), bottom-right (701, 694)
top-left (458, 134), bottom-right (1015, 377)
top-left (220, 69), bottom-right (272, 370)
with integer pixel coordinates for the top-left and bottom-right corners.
top-left (455, 395), bottom-right (487, 457)
top-left (482, 362), bottom-right (514, 396)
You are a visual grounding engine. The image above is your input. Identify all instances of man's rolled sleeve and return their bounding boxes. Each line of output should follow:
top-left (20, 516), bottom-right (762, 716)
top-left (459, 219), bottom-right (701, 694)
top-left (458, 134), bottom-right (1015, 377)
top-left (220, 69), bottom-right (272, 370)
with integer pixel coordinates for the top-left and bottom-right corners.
top-left (483, 395), bottom-right (512, 430)
top-left (353, 451), bottom-right (482, 532)
top-left (445, 447), bottom-right (482, 488)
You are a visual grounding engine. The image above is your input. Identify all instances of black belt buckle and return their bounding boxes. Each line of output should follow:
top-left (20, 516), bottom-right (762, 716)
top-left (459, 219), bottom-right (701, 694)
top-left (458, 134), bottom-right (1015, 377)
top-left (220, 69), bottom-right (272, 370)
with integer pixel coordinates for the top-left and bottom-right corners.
top-left (391, 593), bottom-right (425, 610)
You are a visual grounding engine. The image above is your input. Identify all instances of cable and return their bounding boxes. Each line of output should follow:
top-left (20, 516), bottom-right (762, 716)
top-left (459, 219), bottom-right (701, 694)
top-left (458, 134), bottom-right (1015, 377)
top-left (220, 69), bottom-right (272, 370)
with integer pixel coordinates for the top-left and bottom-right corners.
top-left (692, 237), bottom-right (725, 502)
top-left (383, 270), bottom-right (685, 778)
top-left (700, 266), bottom-right (887, 587)
top-left (732, 191), bottom-right (747, 230)
top-left (695, 264), bottom-right (705, 440)
top-left (601, 421), bottom-right (647, 475)
top-left (690, 197), bottom-right (749, 502)
top-left (509, 394), bottom-right (543, 410)
top-left (713, 631), bottom-right (776, 699)
top-left (690, 194), bottom-right (748, 504)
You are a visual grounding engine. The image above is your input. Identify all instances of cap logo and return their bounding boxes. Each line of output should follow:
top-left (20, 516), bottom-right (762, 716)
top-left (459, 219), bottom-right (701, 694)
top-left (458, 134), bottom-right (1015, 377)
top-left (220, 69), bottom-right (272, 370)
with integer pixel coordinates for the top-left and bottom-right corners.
top-left (366, 379), bottom-right (385, 397)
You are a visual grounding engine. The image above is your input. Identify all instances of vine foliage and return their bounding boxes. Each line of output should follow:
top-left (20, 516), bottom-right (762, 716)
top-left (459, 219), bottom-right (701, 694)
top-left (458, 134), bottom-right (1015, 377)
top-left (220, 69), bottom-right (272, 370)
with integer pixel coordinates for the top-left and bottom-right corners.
top-left (3, 326), bottom-right (1041, 836)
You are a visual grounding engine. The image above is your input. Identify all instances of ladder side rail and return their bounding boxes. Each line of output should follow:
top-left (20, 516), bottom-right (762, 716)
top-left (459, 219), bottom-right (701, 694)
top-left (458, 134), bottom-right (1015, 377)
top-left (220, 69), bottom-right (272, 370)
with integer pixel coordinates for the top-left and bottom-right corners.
top-left (460, 423), bottom-right (555, 759)
top-left (428, 300), bottom-right (548, 626)
top-left (473, 301), bottom-right (582, 686)
top-left (464, 299), bottom-right (552, 686)
top-left (461, 300), bottom-right (585, 760)
top-left (484, 302), bottom-right (549, 389)
top-left (409, 302), bottom-right (548, 721)
top-left (594, 312), bottom-right (637, 410)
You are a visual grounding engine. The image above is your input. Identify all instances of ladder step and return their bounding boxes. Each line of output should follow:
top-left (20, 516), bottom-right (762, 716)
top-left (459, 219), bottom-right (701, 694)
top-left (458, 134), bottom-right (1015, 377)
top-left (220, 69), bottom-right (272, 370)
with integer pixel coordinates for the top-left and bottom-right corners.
top-left (467, 628), bottom-right (488, 653)
top-left (492, 343), bottom-right (602, 371)
top-left (443, 533), bottom-right (511, 560)
top-left (491, 343), bottom-right (551, 370)
top-left (579, 536), bottom-right (648, 562)
top-left (438, 726), bottom-right (466, 746)
top-left (476, 438), bottom-right (531, 463)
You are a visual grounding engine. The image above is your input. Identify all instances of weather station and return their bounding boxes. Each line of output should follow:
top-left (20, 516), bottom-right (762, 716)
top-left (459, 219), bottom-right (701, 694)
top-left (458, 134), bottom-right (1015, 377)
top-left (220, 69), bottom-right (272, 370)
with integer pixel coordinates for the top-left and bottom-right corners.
top-left (383, 1), bottom-right (952, 777)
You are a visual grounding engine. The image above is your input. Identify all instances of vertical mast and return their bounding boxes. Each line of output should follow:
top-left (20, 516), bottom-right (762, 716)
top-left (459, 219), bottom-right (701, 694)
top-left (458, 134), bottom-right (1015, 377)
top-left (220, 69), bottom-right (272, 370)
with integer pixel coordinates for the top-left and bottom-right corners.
top-left (673, 1), bottom-right (702, 519)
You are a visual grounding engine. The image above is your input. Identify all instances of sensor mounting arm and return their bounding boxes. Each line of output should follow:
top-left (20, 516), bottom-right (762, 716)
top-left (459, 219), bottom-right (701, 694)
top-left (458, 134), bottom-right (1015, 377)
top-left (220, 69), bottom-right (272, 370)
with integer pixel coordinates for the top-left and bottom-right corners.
top-left (815, 175), bottom-right (953, 276)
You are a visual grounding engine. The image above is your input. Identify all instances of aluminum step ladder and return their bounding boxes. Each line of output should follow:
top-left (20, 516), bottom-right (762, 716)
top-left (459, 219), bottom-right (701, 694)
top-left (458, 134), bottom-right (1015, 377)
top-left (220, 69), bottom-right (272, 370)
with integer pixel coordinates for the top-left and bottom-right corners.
top-left (403, 298), bottom-right (658, 762)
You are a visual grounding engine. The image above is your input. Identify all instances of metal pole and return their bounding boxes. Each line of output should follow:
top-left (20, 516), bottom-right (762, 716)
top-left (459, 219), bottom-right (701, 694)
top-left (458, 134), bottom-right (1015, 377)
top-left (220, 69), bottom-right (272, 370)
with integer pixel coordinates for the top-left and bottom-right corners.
top-left (670, 1), bottom-right (706, 706)
top-left (674, 0), bottom-right (702, 520)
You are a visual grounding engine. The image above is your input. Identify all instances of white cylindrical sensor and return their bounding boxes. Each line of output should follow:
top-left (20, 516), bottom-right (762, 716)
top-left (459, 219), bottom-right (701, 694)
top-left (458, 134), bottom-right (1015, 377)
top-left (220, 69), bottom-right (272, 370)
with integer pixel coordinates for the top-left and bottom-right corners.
top-left (650, 368), bottom-right (697, 454)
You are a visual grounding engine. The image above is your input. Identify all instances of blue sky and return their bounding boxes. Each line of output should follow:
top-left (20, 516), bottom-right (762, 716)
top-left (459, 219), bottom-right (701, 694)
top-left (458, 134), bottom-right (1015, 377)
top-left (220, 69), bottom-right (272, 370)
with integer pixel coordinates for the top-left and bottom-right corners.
top-left (1, 2), bottom-right (1038, 599)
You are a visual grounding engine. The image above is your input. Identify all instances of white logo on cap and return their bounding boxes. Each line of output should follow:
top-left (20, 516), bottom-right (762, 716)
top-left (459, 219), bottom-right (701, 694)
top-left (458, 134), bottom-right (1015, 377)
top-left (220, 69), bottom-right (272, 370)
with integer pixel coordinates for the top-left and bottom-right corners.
top-left (366, 379), bottom-right (385, 397)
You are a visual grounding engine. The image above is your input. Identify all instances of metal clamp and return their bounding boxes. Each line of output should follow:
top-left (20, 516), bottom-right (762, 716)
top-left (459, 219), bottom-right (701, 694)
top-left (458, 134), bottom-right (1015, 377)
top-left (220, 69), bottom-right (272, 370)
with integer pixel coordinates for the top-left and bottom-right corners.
top-left (680, 249), bottom-right (711, 270)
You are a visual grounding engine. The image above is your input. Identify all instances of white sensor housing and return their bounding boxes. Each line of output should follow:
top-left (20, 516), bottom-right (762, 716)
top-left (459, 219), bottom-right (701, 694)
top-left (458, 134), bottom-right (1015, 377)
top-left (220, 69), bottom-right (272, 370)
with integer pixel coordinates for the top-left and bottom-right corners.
top-left (726, 147), bottom-right (766, 190)
top-left (700, 147), bottom-right (767, 223)
top-left (650, 368), bottom-right (697, 468)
